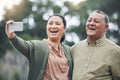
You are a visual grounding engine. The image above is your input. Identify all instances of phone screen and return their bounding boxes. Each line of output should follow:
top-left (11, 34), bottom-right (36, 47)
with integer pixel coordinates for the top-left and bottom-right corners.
top-left (9, 22), bottom-right (23, 32)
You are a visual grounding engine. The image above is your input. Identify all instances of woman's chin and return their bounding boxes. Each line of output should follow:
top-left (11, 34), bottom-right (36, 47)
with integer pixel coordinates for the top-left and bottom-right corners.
top-left (49, 37), bottom-right (58, 41)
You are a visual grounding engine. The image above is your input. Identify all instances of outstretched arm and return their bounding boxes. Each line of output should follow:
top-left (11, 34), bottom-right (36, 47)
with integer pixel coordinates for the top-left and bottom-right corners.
top-left (5, 20), bottom-right (33, 59)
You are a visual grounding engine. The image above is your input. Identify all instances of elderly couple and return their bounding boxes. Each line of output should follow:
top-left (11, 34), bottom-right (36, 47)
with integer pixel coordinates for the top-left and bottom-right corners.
top-left (5, 10), bottom-right (120, 80)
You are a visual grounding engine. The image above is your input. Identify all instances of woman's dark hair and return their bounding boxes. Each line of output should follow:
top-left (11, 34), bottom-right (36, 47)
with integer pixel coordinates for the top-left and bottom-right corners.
top-left (93, 10), bottom-right (109, 24)
top-left (48, 14), bottom-right (66, 43)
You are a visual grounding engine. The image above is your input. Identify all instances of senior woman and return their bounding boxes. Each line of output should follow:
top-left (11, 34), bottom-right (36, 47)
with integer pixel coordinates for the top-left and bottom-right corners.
top-left (5, 14), bottom-right (73, 80)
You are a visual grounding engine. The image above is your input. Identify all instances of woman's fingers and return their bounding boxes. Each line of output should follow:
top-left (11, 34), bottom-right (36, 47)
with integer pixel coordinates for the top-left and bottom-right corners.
top-left (5, 20), bottom-right (15, 39)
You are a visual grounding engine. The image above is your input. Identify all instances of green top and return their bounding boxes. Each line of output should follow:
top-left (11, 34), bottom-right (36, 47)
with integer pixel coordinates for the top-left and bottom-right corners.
top-left (10, 36), bottom-right (73, 80)
top-left (71, 36), bottom-right (120, 80)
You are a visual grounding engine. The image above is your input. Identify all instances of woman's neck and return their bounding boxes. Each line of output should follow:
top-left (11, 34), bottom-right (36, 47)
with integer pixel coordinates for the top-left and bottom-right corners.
top-left (47, 39), bottom-right (60, 50)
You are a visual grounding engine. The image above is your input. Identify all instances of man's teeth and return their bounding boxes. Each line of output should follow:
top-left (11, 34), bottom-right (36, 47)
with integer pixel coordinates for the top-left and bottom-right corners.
top-left (89, 27), bottom-right (95, 30)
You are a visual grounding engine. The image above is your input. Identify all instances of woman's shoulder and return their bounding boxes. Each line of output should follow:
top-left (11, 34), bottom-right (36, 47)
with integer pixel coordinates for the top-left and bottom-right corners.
top-left (30, 39), bottom-right (46, 45)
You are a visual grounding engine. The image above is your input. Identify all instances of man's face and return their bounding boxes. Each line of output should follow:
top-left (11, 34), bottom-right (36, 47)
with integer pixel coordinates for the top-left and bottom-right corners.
top-left (86, 12), bottom-right (108, 39)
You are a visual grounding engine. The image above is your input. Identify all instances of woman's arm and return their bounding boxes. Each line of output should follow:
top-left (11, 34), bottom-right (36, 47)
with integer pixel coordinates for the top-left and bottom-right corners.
top-left (5, 20), bottom-right (33, 59)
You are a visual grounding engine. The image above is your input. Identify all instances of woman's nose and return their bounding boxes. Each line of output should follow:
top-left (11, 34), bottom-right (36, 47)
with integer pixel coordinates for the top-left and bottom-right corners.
top-left (51, 24), bottom-right (56, 28)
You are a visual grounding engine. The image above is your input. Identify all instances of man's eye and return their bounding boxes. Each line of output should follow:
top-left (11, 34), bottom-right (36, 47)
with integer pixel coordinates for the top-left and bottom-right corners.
top-left (87, 19), bottom-right (91, 22)
top-left (94, 20), bottom-right (99, 23)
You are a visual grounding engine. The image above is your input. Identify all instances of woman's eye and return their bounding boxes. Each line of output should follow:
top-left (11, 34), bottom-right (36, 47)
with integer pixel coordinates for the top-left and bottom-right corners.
top-left (48, 22), bottom-right (52, 25)
top-left (56, 23), bottom-right (61, 25)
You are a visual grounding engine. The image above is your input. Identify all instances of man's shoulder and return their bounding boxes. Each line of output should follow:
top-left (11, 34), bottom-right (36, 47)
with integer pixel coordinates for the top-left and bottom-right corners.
top-left (106, 39), bottom-right (120, 51)
top-left (75, 39), bottom-right (86, 46)
top-left (71, 39), bottom-right (86, 49)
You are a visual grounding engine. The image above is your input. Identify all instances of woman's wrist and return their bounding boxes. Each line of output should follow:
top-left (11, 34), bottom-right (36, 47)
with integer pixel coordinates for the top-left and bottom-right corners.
top-left (9, 34), bottom-right (16, 40)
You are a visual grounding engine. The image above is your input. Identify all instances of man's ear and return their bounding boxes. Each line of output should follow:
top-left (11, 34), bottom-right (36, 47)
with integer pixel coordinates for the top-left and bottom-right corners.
top-left (105, 24), bottom-right (109, 31)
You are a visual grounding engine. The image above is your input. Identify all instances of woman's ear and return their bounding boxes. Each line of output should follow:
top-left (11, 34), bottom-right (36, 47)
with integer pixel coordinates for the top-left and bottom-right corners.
top-left (63, 28), bottom-right (66, 33)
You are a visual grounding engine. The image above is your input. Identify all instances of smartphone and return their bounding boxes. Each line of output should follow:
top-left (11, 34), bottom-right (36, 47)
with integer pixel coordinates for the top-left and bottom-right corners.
top-left (9, 22), bottom-right (23, 32)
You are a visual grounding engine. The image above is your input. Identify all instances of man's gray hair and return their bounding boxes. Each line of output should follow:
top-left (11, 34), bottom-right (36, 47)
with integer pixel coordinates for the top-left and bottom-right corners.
top-left (93, 10), bottom-right (109, 24)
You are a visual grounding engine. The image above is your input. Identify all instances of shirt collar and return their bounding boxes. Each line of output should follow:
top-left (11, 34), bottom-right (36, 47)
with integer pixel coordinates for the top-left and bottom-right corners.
top-left (85, 36), bottom-right (106, 47)
top-left (43, 39), bottom-right (61, 51)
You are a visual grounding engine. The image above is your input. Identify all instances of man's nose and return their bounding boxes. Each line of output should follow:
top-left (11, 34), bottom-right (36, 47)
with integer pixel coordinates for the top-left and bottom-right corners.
top-left (89, 21), bottom-right (95, 25)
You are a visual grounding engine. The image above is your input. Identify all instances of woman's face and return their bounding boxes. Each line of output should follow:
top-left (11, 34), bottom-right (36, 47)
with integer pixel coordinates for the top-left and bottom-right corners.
top-left (46, 16), bottom-right (65, 42)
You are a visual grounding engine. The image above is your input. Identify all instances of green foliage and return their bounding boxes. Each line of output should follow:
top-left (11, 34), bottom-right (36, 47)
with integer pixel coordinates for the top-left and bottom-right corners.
top-left (4, 0), bottom-right (32, 21)
top-left (0, 76), bottom-right (7, 80)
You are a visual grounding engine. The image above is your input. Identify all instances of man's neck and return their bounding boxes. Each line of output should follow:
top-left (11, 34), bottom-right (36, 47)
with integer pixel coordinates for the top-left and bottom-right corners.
top-left (87, 36), bottom-right (101, 44)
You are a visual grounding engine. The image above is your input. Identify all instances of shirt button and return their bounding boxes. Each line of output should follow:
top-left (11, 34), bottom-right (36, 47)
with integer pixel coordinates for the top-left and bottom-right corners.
top-left (83, 68), bottom-right (86, 71)
top-left (87, 57), bottom-right (90, 60)
top-left (90, 47), bottom-right (93, 49)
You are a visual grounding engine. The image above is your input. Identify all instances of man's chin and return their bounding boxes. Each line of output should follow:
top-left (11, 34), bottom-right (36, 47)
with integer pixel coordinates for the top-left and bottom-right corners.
top-left (87, 31), bottom-right (95, 34)
top-left (87, 33), bottom-right (96, 37)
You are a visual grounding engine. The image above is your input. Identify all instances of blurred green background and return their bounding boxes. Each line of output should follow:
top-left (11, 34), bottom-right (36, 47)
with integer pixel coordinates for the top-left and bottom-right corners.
top-left (0, 0), bottom-right (120, 80)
